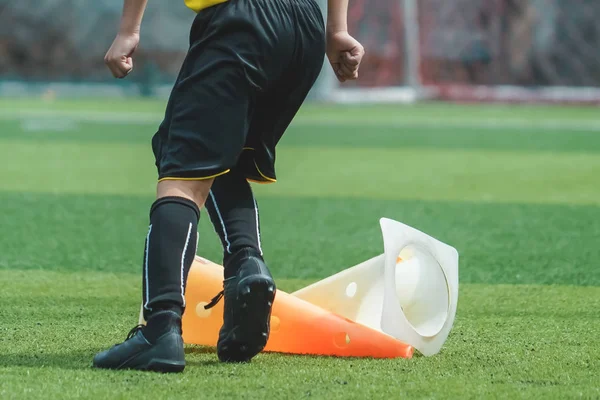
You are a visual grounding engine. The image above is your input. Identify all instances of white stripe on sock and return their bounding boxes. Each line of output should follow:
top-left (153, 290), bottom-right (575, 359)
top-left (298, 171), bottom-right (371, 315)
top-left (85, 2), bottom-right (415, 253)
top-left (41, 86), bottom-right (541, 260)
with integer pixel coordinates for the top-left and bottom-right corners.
top-left (143, 224), bottom-right (153, 311)
top-left (209, 190), bottom-right (232, 254)
top-left (180, 222), bottom-right (193, 307)
top-left (253, 197), bottom-right (263, 256)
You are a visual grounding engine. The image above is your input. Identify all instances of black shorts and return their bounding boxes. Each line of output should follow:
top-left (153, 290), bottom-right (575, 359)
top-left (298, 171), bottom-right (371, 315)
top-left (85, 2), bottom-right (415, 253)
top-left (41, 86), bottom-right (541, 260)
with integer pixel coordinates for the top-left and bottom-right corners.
top-left (152, 0), bottom-right (326, 183)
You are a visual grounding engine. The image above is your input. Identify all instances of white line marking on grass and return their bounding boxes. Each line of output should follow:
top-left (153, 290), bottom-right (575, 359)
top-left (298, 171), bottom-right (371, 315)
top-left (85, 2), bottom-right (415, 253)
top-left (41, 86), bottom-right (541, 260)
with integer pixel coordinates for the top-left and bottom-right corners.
top-left (0, 109), bottom-right (163, 124)
top-left (295, 116), bottom-right (600, 132)
top-left (2, 109), bottom-right (600, 132)
top-left (21, 119), bottom-right (79, 132)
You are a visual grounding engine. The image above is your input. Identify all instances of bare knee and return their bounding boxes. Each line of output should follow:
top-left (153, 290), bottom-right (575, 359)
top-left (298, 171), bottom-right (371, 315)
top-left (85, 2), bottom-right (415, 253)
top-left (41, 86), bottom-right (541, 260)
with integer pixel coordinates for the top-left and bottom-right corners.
top-left (156, 179), bottom-right (214, 209)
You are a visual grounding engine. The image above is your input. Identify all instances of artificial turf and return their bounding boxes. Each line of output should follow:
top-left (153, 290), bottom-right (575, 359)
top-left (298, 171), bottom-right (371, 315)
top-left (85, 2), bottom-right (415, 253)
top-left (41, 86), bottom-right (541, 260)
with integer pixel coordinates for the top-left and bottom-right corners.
top-left (0, 99), bottom-right (598, 399)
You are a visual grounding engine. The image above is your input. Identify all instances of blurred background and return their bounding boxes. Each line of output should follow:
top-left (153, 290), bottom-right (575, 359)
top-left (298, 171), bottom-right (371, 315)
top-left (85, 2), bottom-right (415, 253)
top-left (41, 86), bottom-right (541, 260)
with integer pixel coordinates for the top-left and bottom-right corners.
top-left (1, 0), bottom-right (600, 103)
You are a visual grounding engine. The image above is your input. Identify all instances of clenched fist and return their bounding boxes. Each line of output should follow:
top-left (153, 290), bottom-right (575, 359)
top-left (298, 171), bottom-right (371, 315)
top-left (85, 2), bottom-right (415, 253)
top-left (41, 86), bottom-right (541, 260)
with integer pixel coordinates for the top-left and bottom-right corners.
top-left (326, 31), bottom-right (365, 82)
top-left (104, 33), bottom-right (140, 79)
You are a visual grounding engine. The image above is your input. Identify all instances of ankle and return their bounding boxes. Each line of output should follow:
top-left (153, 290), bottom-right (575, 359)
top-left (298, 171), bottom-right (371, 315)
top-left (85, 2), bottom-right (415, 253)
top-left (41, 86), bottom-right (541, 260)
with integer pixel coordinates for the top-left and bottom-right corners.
top-left (143, 310), bottom-right (182, 344)
top-left (154, 301), bottom-right (184, 318)
top-left (224, 247), bottom-right (263, 278)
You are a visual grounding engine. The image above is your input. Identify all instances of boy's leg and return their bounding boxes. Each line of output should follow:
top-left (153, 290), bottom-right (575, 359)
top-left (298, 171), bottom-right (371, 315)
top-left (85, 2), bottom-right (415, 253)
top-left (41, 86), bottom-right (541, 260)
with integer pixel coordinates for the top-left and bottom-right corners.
top-left (196, 0), bottom-right (325, 363)
top-left (141, 180), bottom-right (212, 320)
top-left (92, 180), bottom-right (211, 373)
top-left (204, 169), bottom-right (276, 362)
top-left (205, 168), bottom-right (264, 278)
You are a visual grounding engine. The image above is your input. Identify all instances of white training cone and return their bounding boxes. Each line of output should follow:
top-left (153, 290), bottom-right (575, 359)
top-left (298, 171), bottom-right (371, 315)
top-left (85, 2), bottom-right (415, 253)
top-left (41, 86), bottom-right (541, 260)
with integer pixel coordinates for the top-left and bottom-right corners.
top-left (292, 217), bottom-right (459, 356)
top-left (292, 254), bottom-right (387, 333)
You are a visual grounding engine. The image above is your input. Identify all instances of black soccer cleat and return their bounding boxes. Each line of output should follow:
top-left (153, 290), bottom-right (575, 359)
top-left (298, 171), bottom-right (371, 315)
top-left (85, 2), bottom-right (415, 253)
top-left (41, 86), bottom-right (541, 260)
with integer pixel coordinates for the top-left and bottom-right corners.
top-left (92, 310), bottom-right (185, 373)
top-left (205, 253), bottom-right (276, 363)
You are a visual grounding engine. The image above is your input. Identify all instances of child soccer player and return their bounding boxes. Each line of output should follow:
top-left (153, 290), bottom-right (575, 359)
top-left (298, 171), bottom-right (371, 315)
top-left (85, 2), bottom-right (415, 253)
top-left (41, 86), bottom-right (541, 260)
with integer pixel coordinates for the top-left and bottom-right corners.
top-left (94, 0), bottom-right (364, 372)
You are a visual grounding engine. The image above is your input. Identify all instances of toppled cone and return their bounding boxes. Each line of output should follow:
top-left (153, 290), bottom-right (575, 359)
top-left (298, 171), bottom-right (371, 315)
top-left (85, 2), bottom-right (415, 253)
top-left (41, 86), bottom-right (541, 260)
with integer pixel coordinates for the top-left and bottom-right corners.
top-left (180, 256), bottom-right (414, 359)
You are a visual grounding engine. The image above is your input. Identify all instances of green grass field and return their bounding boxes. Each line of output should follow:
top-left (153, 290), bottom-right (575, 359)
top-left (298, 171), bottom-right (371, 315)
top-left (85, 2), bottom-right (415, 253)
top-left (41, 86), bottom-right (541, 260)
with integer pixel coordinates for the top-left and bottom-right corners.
top-left (1, 98), bottom-right (599, 399)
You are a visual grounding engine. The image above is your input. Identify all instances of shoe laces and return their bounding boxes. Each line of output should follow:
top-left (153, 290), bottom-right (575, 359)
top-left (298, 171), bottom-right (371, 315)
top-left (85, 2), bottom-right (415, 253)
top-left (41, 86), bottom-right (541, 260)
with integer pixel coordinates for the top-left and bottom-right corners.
top-left (204, 290), bottom-right (224, 310)
top-left (126, 324), bottom-right (145, 340)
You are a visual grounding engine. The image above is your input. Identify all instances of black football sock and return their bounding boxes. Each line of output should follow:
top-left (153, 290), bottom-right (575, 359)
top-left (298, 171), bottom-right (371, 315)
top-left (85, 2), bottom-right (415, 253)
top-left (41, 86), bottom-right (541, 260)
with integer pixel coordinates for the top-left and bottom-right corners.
top-left (205, 169), bottom-right (263, 279)
top-left (142, 196), bottom-right (200, 323)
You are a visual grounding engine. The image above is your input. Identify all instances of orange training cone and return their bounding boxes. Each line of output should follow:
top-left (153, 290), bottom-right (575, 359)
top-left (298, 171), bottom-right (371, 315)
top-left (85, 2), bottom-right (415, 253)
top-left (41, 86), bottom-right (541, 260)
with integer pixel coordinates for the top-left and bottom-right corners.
top-left (181, 256), bottom-right (414, 359)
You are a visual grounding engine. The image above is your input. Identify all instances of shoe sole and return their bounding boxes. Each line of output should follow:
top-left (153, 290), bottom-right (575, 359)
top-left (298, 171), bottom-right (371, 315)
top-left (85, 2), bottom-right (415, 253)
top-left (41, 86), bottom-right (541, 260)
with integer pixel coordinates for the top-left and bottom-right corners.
top-left (138, 358), bottom-right (185, 373)
top-left (94, 357), bottom-right (185, 373)
top-left (218, 275), bottom-right (276, 363)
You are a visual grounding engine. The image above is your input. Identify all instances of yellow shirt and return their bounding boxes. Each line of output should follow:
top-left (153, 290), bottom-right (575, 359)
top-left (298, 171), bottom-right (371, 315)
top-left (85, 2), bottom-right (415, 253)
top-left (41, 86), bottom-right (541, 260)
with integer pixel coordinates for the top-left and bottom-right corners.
top-left (185, 0), bottom-right (229, 12)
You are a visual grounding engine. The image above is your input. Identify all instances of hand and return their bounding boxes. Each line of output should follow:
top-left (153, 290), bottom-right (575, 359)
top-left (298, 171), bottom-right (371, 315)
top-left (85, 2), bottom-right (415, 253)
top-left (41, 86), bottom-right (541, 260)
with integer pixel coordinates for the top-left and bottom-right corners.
top-left (104, 32), bottom-right (140, 79)
top-left (326, 31), bottom-right (365, 82)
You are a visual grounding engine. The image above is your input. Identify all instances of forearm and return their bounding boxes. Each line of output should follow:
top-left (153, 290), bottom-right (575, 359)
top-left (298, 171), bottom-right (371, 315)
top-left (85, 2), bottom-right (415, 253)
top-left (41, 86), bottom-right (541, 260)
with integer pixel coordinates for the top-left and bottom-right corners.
top-left (327, 0), bottom-right (348, 33)
top-left (119, 0), bottom-right (149, 35)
